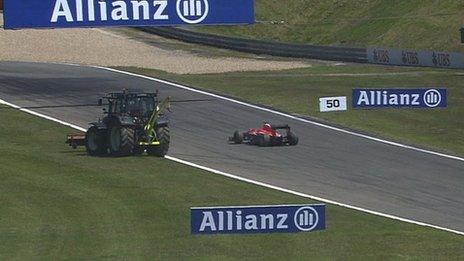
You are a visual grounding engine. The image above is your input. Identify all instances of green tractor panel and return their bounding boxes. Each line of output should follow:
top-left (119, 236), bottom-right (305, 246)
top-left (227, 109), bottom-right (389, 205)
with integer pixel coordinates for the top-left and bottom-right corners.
top-left (66, 90), bottom-right (171, 157)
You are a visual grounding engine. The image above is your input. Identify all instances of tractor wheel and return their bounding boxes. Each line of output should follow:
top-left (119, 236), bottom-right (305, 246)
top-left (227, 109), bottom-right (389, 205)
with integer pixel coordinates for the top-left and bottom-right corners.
top-left (108, 125), bottom-right (135, 156)
top-left (147, 126), bottom-right (170, 157)
top-left (288, 132), bottom-right (299, 146)
top-left (233, 130), bottom-right (243, 144)
top-left (85, 126), bottom-right (107, 156)
top-left (258, 134), bottom-right (271, 147)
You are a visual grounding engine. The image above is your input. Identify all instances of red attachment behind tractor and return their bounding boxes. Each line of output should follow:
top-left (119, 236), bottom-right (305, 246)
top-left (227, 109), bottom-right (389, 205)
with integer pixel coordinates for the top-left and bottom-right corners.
top-left (66, 134), bottom-right (86, 149)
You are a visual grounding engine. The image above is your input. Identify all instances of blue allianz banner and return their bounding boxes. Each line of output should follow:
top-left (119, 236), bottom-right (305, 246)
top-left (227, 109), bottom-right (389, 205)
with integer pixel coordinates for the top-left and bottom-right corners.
top-left (353, 88), bottom-right (447, 109)
top-left (191, 204), bottom-right (326, 234)
top-left (4, 0), bottom-right (255, 29)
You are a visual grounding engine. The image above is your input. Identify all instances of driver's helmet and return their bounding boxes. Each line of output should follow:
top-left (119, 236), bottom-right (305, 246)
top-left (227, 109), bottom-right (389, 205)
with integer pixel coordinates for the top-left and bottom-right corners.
top-left (263, 123), bottom-right (272, 131)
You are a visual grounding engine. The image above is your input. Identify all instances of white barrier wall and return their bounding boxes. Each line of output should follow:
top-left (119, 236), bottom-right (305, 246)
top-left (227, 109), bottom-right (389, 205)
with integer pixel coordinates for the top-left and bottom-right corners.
top-left (367, 47), bottom-right (464, 69)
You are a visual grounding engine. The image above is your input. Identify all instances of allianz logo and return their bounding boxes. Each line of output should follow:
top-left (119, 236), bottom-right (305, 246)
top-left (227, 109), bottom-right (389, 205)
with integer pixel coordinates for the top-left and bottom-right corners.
top-left (199, 207), bottom-right (319, 232)
top-left (356, 89), bottom-right (442, 108)
top-left (51, 0), bottom-right (209, 24)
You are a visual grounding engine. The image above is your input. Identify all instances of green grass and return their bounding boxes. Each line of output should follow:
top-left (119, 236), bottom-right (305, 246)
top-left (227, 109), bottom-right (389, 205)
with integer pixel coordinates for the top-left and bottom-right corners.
top-left (1, 100), bottom-right (464, 259)
top-left (196, 0), bottom-right (464, 51)
top-left (118, 65), bottom-right (464, 157)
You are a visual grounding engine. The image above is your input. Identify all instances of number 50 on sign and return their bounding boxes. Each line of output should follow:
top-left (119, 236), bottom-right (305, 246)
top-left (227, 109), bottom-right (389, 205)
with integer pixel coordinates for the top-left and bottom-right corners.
top-left (319, 96), bottom-right (347, 112)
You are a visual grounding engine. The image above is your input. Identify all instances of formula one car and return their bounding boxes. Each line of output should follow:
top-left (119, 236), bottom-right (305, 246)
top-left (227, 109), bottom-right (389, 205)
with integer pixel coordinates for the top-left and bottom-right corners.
top-left (229, 123), bottom-right (298, 147)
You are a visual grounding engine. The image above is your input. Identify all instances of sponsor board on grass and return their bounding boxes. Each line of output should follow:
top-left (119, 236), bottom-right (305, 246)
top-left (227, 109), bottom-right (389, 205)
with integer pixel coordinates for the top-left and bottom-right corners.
top-left (4, 0), bottom-right (255, 29)
top-left (353, 88), bottom-right (447, 109)
top-left (367, 47), bottom-right (464, 69)
top-left (319, 96), bottom-right (347, 112)
top-left (191, 204), bottom-right (326, 234)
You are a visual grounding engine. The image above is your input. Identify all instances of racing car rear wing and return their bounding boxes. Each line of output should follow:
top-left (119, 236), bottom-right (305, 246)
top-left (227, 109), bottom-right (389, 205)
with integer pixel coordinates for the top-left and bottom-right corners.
top-left (271, 124), bottom-right (290, 130)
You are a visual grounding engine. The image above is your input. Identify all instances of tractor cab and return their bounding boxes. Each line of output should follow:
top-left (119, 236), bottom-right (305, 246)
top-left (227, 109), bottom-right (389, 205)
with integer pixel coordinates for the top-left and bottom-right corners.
top-left (105, 91), bottom-right (159, 118)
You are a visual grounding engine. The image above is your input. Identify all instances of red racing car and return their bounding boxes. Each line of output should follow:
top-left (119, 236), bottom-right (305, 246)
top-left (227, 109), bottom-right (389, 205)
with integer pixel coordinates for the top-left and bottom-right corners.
top-left (229, 123), bottom-right (298, 147)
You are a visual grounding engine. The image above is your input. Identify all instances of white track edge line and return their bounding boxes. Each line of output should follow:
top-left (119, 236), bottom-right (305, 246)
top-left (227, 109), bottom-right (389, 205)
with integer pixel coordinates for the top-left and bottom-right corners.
top-left (93, 66), bottom-right (464, 163)
top-left (166, 156), bottom-right (464, 236)
top-left (0, 98), bottom-right (86, 132)
top-left (1, 98), bottom-right (463, 236)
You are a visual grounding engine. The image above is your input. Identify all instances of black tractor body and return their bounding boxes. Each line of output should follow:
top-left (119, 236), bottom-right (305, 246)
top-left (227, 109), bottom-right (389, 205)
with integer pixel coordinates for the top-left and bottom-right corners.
top-left (67, 90), bottom-right (171, 157)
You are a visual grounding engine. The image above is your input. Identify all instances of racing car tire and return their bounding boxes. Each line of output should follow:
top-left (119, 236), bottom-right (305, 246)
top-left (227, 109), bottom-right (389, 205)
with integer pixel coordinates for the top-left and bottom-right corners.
top-left (233, 130), bottom-right (243, 144)
top-left (288, 132), bottom-right (299, 146)
top-left (258, 134), bottom-right (271, 147)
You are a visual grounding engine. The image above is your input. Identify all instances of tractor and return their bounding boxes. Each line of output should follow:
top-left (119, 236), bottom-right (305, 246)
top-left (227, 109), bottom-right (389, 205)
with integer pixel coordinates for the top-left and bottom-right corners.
top-left (66, 90), bottom-right (171, 157)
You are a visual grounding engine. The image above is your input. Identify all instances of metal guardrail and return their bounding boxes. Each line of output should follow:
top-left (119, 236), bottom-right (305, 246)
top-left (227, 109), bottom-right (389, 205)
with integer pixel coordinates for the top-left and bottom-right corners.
top-left (139, 27), bottom-right (368, 63)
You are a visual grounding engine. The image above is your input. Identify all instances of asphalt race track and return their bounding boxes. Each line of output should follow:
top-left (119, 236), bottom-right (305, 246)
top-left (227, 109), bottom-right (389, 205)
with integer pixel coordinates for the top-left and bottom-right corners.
top-left (1, 61), bottom-right (463, 232)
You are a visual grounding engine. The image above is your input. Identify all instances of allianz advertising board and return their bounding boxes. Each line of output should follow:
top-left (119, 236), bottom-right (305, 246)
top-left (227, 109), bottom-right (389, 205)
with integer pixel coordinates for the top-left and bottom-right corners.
top-left (353, 88), bottom-right (447, 109)
top-left (4, 0), bottom-right (255, 29)
top-left (191, 204), bottom-right (326, 235)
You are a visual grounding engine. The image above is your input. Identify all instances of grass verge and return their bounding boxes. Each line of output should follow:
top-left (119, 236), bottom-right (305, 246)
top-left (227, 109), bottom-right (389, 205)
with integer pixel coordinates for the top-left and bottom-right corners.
top-left (0, 102), bottom-right (464, 259)
top-left (117, 65), bottom-right (464, 157)
top-left (196, 0), bottom-right (464, 51)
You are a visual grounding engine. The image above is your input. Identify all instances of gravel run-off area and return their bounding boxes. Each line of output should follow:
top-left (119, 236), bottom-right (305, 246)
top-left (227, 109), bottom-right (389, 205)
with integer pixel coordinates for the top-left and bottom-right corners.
top-left (0, 13), bottom-right (311, 74)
